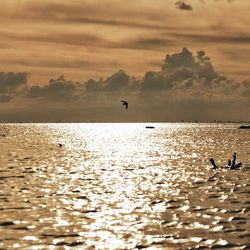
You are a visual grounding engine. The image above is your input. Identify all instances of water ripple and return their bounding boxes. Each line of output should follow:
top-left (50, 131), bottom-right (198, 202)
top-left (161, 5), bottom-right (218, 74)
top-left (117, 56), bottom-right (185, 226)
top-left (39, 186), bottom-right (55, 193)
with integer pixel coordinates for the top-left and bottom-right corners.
top-left (0, 123), bottom-right (249, 249)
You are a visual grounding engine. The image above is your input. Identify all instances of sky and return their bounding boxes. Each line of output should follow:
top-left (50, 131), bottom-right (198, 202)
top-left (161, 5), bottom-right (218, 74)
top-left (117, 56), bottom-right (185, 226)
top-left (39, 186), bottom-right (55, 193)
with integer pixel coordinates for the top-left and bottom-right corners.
top-left (0, 0), bottom-right (249, 122)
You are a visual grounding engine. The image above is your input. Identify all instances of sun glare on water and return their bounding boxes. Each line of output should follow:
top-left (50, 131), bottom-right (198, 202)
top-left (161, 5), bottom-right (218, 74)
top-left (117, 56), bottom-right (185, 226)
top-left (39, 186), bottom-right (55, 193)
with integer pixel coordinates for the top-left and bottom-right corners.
top-left (0, 123), bottom-right (249, 249)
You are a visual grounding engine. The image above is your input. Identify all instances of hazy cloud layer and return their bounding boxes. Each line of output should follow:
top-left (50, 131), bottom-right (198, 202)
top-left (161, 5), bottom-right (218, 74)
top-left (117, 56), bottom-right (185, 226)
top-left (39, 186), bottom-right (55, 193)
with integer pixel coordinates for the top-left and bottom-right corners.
top-left (0, 48), bottom-right (249, 122)
top-left (0, 72), bottom-right (28, 92)
top-left (0, 95), bottom-right (11, 103)
top-left (0, 72), bottom-right (28, 102)
top-left (176, 0), bottom-right (235, 11)
top-left (0, 0), bottom-right (249, 84)
top-left (171, 33), bottom-right (250, 44)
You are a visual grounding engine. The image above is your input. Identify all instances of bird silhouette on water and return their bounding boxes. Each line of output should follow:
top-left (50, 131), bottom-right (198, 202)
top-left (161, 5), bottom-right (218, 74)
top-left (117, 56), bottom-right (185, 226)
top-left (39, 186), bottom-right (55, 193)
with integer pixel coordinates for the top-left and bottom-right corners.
top-left (209, 158), bottom-right (218, 169)
top-left (209, 152), bottom-right (242, 170)
top-left (120, 100), bottom-right (128, 110)
top-left (228, 152), bottom-right (242, 170)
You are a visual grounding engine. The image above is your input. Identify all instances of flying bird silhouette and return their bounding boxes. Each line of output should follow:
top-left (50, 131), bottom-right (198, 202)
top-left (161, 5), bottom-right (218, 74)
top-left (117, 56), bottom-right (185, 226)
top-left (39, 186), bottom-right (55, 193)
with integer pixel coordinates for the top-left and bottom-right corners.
top-left (120, 100), bottom-right (128, 110)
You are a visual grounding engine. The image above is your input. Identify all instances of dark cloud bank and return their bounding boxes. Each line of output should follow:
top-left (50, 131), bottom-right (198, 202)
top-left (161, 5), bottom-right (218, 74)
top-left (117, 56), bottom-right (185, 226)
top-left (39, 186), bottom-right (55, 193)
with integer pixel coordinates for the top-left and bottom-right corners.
top-left (0, 48), bottom-right (249, 122)
top-left (175, 1), bottom-right (193, 11)
top-left (175, 0), bottom-right (235, 11)
top-left (0, 72), bottom-right (28, 103)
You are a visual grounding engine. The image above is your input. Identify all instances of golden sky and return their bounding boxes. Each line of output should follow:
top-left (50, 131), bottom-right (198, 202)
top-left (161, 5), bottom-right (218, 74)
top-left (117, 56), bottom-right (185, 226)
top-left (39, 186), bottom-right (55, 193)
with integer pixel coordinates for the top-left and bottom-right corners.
top-left (0, 0), bottom-right (249, 121)
top-left (1, 0), bottom-right (249, 82)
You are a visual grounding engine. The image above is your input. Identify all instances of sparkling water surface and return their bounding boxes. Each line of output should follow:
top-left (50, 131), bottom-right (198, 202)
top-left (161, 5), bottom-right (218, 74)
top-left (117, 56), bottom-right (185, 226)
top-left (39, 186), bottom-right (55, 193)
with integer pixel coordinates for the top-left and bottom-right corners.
top-left (0, 123), bottom-right (250, 249)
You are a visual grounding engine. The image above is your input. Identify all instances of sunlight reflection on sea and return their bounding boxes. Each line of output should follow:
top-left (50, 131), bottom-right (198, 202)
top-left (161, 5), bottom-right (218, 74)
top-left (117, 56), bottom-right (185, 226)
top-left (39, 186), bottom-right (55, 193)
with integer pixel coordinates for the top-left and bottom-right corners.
top-left (0, 123), bottom-right (249, 249)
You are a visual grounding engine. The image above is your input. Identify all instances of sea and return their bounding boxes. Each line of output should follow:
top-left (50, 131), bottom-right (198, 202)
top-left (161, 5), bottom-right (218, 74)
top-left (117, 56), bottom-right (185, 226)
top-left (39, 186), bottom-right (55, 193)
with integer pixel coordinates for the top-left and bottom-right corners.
top-left (0, 123), bottom-right (249, 249)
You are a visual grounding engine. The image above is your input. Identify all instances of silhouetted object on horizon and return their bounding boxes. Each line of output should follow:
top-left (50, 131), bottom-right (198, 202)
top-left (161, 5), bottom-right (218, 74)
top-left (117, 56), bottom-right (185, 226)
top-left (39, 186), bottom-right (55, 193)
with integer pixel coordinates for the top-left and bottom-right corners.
top-left (120, 100), bottom-right (128, 110)
top-left (239, 125), bottom-right (250, 129)
top-left (146, 126), bottom-right (155, 129)
top-left (209, 158), bottom-right (218, 169)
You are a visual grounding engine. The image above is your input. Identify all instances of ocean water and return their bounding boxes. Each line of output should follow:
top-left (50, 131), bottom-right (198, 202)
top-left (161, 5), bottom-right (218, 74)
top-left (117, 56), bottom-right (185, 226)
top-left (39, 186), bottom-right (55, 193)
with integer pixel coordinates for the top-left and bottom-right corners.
top-left (0, 123), bottom-right (249, 249)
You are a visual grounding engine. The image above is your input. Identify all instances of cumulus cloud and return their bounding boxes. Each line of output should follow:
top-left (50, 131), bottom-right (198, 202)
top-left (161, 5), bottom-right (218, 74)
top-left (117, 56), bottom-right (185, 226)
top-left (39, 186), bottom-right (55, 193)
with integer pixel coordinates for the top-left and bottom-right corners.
top-left (175, 1), bottom-right (193, 11)
top-left (27, 76), bottom-right (82, 102)
top-left (85, 70), bottom-right (130, 92)
top-left (141, 48), bottom-right (218, 92)
top-left (80, 48), bottom-right (248, 121)
top-left (1, 48), bottom-right (249, 121)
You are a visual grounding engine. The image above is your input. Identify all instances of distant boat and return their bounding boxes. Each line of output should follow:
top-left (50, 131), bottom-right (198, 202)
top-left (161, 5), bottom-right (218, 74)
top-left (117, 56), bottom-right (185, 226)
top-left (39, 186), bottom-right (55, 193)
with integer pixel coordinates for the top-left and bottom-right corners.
top-left (146, 126), bottom-right (155, 129)
top-left (239, 125), bottom-right (250, 129)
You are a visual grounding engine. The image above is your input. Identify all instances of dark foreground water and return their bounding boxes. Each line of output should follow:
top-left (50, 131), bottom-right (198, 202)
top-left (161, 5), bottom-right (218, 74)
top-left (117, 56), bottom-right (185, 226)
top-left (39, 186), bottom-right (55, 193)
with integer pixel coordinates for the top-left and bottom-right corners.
top-left (0, 123), bottom-right (249, 249)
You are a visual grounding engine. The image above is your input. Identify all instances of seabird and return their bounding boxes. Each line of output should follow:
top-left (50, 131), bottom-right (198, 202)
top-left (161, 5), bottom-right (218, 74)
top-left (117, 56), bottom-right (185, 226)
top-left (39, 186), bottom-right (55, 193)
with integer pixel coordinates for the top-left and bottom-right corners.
top-left (209, 153), bottom-right (242, 170)
top-left (229, 153), bottom-right (242, 170)
top-left (209, 158), bottom-right (218, 169)
top-left (230, 162), bottom-right (242, 170)
top-left (120, 100), bottom-right (128, 110)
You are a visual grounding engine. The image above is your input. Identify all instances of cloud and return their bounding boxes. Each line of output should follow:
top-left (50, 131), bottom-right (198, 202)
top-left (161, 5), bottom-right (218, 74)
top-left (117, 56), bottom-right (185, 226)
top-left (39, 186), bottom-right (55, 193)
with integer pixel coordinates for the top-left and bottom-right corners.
top-left (123, 37), bottom-right (174, 51)
top-left (1, 48), bottom-right (249, 121)
top-left (200, 0), bottom-right (235, 4)
top-left (240, 80), bottom-right (250, 98)
top-left (1, 0), bottom-right (247, 84)
top-left (81, 48), bottom-right (249, 121)
top-left (0, 72), bottom-right (28, 92)
top-left (7, 58), bottom-right (92, 70)
top-left (171, 33), bottom-right (250, 44)
top-left (177, 0), bottom-right (235, 11)
top-left (141, 48), bottom-right (218, 92)
top-left (27, 76), bottom-right (81, 102)
top-left (0, 94), bottom-right (11, 103)
top-left (175, 1), bottom-right (193, 11)
top-left (0, 30), bottom-right (173, 54)
top-left (0, 72), bottom-right (28, 102)
top-left (0, 30), bottom-right (110, 49)
top-left (85, 70), bottom-right (131, 92)
top-left (137, 48), bottom-right (248, 121)
top-left (8, 1), bottom-right (176, 31)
